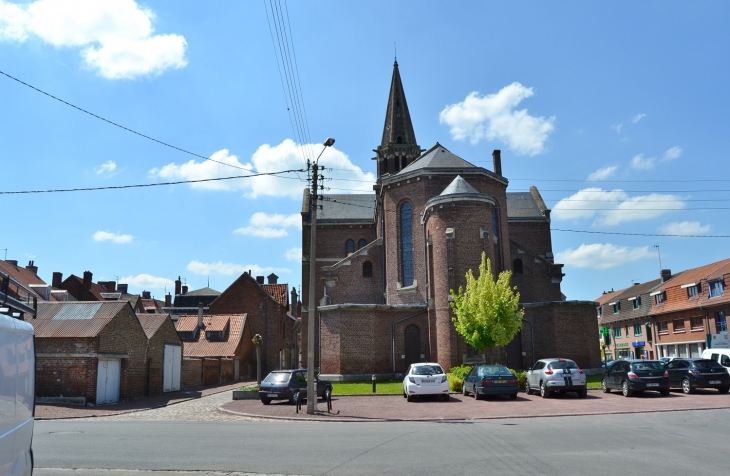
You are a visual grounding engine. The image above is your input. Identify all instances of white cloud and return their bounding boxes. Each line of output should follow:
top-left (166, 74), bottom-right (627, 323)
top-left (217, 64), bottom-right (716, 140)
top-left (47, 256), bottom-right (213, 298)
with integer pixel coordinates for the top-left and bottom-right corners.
top-left (661, 146), bottom-right (682, 162)
top-left (186, 260), bottom-right (290, 277)
top-left (119, 273), bottom-right (174, 290)
top-left (439, 83), bottom-right (555, 156)
top-left (587, 165), bottom-right (618, 182)
top-left (93, 230), bottom-right (133, 244)
top-left (552, 188), bottom-right (686, 226)
top-left (555, 243), bottom-right (652, 270)
top-left (234, 212), bottom-right (301, 238)
top-left (630, 153), bottom-right (655, 170)
top-left (149, 139), bottom-right (375, 198)
top-left (632, 113), bottom-right (647, 123)
top-left (659, 221), bottom-right (711, 236)
top-left (611, 122), bottom-right (623, 134)
top-left (285, 247), bottom-right (302, 262)
top-left (0, 0), bottom-right (187, 79)
top-left (95, 160), bottom-right (117, 176)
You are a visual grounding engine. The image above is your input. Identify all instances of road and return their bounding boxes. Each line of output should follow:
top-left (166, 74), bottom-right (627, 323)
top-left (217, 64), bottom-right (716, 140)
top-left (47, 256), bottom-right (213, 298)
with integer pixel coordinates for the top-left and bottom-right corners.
top-left (34, 406), bottom-right (730, 476)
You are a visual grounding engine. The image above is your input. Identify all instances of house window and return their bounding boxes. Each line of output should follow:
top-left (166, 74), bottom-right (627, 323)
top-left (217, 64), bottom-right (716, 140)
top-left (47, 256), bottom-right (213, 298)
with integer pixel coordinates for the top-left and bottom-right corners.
top-left (613, 302), bottom-right (620, 314)
top-left (358, 239), bottom-right (367, 250)
top-left (362, 261), bottom-right (373, 278)
top-left (655, 292), bottom-right (666, 304)
top-left (513, 259), bottom-right (523, 274)
top-left (400, 202), bottom-right (414, 287)
top-left (673, 319), bottom-right (686, 333)
top-left (346, 239), bottom-right (355, 256)
top-left (614, 327), bottom-right (621, 338)
top-left (632, 297), bottom-right (641, 309)
top-left (597, 307), bottom-right (602, 317)
top-left (657, 321), bottom-right (668, 335)
top-left (206, 331), bottom-right (224, 341)
top-left (690, 317), bottom-right (704, 332)
top-left (634, 324), bottom-right (642, 336)
top-left (716, 311), bottom-right (727, 333)
top-left (687, 284), bottom-right (699, 298)
top-left (709, 279), bottom-right (724, 298)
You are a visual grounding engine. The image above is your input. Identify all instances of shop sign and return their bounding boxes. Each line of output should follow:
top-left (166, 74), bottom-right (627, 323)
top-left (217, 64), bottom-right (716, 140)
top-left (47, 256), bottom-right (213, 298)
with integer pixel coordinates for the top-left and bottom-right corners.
top-left (711, 333), bottom-right (729, 349)
top-left (632, 341), bottom-right (645, 347)
top-left (616, 343), bottom-right (629, 347)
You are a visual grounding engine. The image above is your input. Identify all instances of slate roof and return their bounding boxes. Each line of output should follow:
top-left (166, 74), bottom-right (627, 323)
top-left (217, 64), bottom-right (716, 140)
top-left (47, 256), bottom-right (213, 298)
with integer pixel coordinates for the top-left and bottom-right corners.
top-left (173, 287), bottom-right (221, 308)
top-left (177, 314), bottom-right (247, 358)
top-left (506, 187), bottom-right (551, 220)
top-left (400, 143), bottom-right (476, 174)
top-left (33, 301), bottom-right (130, 338)
top-left (440, 175), bottom-right (480, 196)
top-left (651, 258), bottom-right (730, 315)
top-left (599, 279), bottom-right (665, 326)
top-left (262, 283), bottom-right (289, 307)
top-left (317, 194), bottom-right (376, 222)
top-left (136, 313), bottom-right (172, 339)
top-left (186, 287), bottom-right (221, 296)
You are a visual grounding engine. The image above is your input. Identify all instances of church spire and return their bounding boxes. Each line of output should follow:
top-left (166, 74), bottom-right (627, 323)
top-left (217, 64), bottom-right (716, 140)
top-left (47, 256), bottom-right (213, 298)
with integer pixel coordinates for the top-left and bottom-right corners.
top-left (375, 61), bottom-right (421, 179)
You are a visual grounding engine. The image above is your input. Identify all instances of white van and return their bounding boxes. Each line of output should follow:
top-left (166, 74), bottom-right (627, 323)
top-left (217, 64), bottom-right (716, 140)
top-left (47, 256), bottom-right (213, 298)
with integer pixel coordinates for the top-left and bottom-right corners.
top-left (0, 313), bottom-right (35, 476)
top-left (701, 348), bottom-right (730, 369)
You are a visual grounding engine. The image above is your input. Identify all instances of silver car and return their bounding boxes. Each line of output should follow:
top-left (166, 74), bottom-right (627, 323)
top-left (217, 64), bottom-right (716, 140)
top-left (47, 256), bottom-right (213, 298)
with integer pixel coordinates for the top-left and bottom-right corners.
top-left (525, 358), bottom-right (587, 398)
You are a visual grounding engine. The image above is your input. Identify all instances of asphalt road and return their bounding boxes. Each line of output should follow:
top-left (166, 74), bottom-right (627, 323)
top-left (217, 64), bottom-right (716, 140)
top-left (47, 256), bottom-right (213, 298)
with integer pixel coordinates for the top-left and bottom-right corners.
top-left (35, 408), bottom-right (730, 476)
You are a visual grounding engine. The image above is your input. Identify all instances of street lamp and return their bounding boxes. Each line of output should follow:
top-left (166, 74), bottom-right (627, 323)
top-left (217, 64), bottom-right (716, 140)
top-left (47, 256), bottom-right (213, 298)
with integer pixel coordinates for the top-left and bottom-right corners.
top-left (307, 137), bottom-right (335, 414)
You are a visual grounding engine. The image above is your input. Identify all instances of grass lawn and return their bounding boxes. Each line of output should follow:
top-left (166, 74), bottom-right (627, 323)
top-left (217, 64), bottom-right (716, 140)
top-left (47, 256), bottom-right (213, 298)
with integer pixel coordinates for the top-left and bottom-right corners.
top-left (333, 381), bottom-right (403, 395)
top-left (587, 375), bottom-right (602, 389)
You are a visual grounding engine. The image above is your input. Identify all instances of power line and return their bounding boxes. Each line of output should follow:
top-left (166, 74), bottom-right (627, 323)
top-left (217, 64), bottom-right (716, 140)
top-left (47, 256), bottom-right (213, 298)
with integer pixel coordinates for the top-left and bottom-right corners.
top-left (0, 169), bottom-right (304, 195)
top-left (552, 229), bottom-right (730, 238)
top-left (0, 69), bottom-right (249, 171)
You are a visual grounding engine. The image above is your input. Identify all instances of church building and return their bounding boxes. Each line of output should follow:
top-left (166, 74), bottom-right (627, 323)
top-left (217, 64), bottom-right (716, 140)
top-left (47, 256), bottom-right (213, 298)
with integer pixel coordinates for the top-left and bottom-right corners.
top-left (301, 61), bottom-right (600, 380)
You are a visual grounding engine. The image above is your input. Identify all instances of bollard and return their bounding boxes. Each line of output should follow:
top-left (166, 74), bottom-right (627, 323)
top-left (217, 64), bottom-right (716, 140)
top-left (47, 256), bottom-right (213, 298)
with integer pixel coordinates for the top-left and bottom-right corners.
top-left (294, 391), bottom-right (302, 413)
top-left (372, 374), bottom-right (377, 393)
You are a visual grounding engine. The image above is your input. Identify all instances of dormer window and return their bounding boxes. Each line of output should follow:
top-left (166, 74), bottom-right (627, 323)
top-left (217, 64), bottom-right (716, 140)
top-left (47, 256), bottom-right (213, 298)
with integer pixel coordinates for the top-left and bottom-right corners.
top-left (682, 282), bottom-right (700, 298)
top-left (709, 279), bottom-right (724, 298)
top-left (610, 301), bottom-right (620, 314)
top-left (651, 290), bottom-right (666, 304)
top-left (178, 331), bottom-right (196, 341)
top-left (628, 296), bottom-right (641, 309)
top-left (206, 330), bottom-right (225, 341)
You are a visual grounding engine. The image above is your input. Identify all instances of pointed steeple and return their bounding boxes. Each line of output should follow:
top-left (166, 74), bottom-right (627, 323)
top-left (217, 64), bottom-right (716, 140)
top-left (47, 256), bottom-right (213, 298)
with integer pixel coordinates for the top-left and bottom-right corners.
top-left (375, 61), bottom-right (421, 179)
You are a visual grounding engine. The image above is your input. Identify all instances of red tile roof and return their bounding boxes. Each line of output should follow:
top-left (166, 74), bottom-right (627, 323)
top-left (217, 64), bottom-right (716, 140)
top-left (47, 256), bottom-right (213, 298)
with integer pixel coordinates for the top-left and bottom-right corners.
top-left (262, 284), bottom-right (288, 307)
top-left (0, 260), bottom-right (62, 301)
top-left (177, 314), bottom-right (247, 358)
top-left (594, 288), bottom-right (626, 307)
top-left (137, 313), bottom-right (171, 339)
top-left (33, 301), bottom-right (130, 337)
top-left (651, 258), bottom-right (730, 316)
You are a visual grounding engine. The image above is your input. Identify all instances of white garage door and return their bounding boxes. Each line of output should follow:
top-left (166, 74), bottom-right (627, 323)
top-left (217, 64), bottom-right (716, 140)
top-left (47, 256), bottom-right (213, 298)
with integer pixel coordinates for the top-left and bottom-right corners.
top-left (163, 344), bottom-right (181, 392)
top-left (96, 359), bottom-right (120, 405)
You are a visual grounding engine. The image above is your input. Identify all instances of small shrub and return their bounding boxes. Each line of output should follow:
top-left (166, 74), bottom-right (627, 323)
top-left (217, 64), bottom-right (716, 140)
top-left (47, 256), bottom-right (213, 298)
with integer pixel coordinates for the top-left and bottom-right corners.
top-left (446, 374), bottom-right (463, 393)
top-left (238, 385), bottom-right (259, 392)
top-left (509, 369), bottom-right (527, 390)
top-left (449, 364), bottom-right (473, 380)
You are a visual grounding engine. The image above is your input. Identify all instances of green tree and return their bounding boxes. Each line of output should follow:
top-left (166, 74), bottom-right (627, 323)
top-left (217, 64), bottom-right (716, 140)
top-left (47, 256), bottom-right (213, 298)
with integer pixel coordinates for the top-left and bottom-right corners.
top-left (450, 252), bottom-right (524, 351)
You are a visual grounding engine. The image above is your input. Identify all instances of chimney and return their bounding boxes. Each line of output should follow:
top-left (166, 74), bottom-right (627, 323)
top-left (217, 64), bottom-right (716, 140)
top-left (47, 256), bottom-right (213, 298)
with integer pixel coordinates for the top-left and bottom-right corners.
top-left (83, 271), bottom-right (93, 291)
top-left (290, 287), bottom-right (298, 309)
top-left (7, 260), bottom-right (18, 266)
top-left (197, 301), bottom-right (204, 329)
top-left (142, 290), bottom-right (151, 299)
top-left (52, 272), bottom-right (63, 288)
top-left (182, 285), bottom-right (188, 295)
top-left (634, 282), bottom-right (640, 286)
top-left (256, 276), bottom-right (265, 285)
top-left (175, 276), bottom-right (182, 296)
top-left (661, 269), bottom-right (672, 283)
top-left (267, 273), bottom-right (279, 285)
top-left (26, 260), bottom-right (38, 275)
top-left (164, 293), bottom-right (171, 308)
top-left (117, 283), bottom-right (128, 294)
top-left (492, 150), bottom-right (502, 176)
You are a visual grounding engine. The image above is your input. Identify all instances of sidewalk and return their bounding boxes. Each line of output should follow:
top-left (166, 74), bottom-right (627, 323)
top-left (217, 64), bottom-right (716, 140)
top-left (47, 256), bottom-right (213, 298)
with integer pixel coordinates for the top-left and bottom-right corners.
top-left (35, 380), bottom-right (253, 420)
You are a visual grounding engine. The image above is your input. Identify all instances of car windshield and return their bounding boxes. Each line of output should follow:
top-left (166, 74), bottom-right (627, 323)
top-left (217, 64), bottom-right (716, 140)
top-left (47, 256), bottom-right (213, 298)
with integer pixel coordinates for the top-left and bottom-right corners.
top-left (412, 365), bottom-right (443, 375)
top-left (478, 366), bottom-right (510, 377)
top-left (549, 361), bottom-right (577, 370)
top-left (694, 360), bottom-right (723, 370)
top-left (263, 372), bottom-right (291, 383)
top-left (632, 362), bottom-right (663, 371)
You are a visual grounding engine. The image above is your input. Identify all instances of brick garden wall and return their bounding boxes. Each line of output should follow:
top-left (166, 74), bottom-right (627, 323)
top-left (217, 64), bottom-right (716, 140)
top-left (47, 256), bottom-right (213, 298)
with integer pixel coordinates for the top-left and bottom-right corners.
top-left (181, 358), bottom-right (202, 389)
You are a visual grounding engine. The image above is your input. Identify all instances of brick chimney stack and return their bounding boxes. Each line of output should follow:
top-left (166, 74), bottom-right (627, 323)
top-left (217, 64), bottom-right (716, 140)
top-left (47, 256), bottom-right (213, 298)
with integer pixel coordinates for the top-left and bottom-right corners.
top-left (83, 271), bottom-right (92, 291)
top-left (164, 293), bottom-right (171, 308)
top-left (142, 290), bottom-right (151, 299)
top-left (661, 269), bottom-right (672, 283)
top-left (182, 285), bottom-right (188, 295)
top-left (52, 272), bottom-right (63, 288)
top-left (26, 260), bottom-right (38, 275)
top-left (256, 276), bottom-right (265, 285)
top-left (492, 150), bottom-right (502, 176)
top-left (175, 276), bottom-right (182, 296)
top-left (197, 301), bottom-right (204, 329)
top-left (117, 283), bottom-right (128, 294)
top-left (290, 287), bottom-right (297, 309)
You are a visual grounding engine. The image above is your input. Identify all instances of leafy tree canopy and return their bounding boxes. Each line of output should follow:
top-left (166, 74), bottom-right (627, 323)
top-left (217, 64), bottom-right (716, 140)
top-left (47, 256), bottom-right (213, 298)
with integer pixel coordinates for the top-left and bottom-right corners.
top-left (450, 252), bottom-right (524, 351)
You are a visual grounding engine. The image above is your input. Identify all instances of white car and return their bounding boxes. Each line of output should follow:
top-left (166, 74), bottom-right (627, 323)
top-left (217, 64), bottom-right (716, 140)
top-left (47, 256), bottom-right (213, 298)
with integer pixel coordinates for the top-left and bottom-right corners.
top-left (403, 362), bottom-right (450, 402)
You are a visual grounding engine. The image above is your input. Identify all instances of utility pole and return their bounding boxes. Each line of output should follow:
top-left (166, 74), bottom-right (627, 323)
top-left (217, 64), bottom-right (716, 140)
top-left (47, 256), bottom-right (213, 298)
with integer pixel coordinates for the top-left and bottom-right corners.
top-left (307, 138), bottom-right (334, 415)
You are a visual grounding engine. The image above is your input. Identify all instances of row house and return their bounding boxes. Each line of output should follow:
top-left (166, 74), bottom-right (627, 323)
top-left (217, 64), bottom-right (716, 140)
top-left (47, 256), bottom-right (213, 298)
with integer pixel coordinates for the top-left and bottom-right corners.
top-left (651, 258), bottom-right (730, 359)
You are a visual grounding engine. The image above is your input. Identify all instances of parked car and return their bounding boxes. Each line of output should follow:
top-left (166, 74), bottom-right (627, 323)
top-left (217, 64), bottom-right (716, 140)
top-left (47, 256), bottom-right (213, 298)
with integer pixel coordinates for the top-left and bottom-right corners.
top-left (462, 364), bottom-right (519, 400)
top-left (602, 360), bottom-right (616, 372)
top-left (258, 369), bottom-right (332, 405)
top-left (601, 359), bottom-right (669, 397)
top-left (403, 362), bottom-right (450, 402)
top-left (665, 358), bottom-right (730, 394)
top-left (525, 358), bottom-right (587, 398)
top-left (701, 348), bottom-right (730, 370)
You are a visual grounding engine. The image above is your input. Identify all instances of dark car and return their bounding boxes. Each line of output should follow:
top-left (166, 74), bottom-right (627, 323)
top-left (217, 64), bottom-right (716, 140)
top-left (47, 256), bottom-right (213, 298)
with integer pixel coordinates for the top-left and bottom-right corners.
top-left (462, 364), bottom-right (519, 400)
top-left (601, 360), bottom-right (616, 373)
top-left (602, 359), bottom-right (669, 397)
top-left (665, 358), bottom-right (730, 394)
top-left (258, 369), bottom-right (332, 405)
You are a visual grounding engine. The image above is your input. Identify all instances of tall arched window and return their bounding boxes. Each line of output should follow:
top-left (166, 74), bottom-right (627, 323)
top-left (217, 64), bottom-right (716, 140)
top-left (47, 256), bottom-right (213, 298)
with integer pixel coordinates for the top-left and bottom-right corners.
top-left (363, 261), bottom-right (373, 278)
top-left (400, 202), bottom-right (414, 286)
top-left (358, 239), bottom-right (367, 250)
top-left (345, 239), bottom-right (355, 256)
top-left (513, 259), bottom-right (523, 274)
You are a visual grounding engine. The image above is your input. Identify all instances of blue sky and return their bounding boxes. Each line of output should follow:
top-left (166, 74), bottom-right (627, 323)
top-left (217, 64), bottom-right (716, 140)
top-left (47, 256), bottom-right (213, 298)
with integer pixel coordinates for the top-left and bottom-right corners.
top-left (1, 1), bottom-right (728, 301)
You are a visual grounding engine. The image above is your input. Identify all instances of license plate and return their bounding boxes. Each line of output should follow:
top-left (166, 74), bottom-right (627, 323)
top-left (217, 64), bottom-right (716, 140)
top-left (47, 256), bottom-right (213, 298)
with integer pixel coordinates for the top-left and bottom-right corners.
top-left (709, 380), bottom-right (721, 385)
top-left (495, 380), bottom-right (507, 384)
top-left (646, 383), bottom-right (659, 387)
top-left (422, 379), bottom-right (435, 383)
top-left (267, 393), bottom-right (278, 397)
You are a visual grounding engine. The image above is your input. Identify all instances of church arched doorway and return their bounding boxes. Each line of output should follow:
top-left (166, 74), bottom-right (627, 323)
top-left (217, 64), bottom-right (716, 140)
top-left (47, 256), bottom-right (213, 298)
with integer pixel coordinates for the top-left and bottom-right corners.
top-left (404, 324), bottom-right (421, 367)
